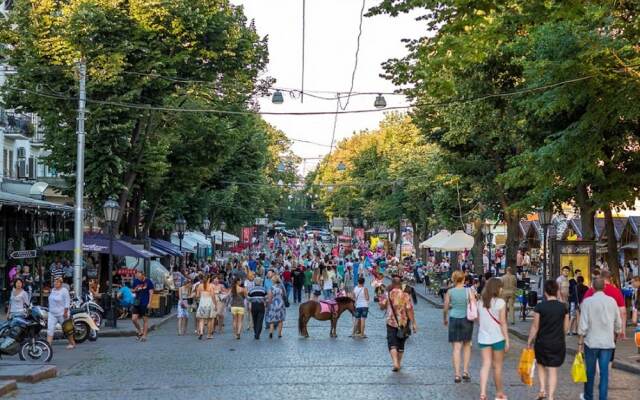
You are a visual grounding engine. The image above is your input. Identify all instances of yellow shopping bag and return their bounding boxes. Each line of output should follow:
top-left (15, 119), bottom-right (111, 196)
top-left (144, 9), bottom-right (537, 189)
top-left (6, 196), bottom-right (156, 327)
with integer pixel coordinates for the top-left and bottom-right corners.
top-left (571, 352), bottom-right (587, 383)
top-left (517, 348), bottom-right (536, 386)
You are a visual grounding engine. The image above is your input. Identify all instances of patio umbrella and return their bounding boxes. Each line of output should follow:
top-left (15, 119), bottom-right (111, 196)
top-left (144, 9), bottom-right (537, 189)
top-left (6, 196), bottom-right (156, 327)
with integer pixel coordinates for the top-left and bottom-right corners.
top-left (42, 234), bottom-right (153, 259)
top-left (419, 230), bottom-right (451, 249)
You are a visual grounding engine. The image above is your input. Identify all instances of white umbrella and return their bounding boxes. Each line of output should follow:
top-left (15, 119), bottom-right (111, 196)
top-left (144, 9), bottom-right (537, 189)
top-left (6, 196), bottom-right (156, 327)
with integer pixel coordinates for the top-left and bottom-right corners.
top-left (435, 230), bottom-right (475, 252)
top-left (419, 230), bottom-right (451, 249)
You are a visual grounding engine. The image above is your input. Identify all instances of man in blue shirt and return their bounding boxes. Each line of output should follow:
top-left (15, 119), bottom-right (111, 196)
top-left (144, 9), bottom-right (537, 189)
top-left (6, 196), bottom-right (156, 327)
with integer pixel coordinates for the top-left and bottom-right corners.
top-left (132, 271), bottom-right (154, 341)
top-left (248, 256), bottom-right (257, 273)
top-left (117, 283), bottom-right (134, 319)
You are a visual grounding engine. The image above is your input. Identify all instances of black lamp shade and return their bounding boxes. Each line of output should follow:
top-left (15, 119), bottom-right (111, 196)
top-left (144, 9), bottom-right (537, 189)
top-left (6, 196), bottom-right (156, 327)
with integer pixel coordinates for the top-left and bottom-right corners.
top-left (103, 196), bottom-right (120, 223)
top-left (272, 90), bottom-right (284, 104)
top-left (175, 216), bottom-right (187, 234)
top-left (537, 208), bottom-right (553, 226)
top-left (374, 94), bottom-right (387, 109)
top-left (220, 220), bottom-right (227, 231)
top-left (202, 217), bottom-right (211, 232)
top-left (337, 162), bottom-right (346, 172)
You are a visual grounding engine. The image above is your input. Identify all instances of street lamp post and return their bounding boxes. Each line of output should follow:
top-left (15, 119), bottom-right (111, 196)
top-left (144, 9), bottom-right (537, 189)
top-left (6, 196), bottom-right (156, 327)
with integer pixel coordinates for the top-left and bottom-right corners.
top-left (103, 196), bottom-right (120, 329)
top-left (537, 208), bottom-right (553, 281)
top-left (33, 233), bottom-right (43, 306)
top-left (175, 217), bottom-right (187, 270)
top-left (220, 220), bottom-right (227, 259)
top-left (202, 217), bottom-right (212, 262)
top-left (482, 222), bottom-right (493, 274)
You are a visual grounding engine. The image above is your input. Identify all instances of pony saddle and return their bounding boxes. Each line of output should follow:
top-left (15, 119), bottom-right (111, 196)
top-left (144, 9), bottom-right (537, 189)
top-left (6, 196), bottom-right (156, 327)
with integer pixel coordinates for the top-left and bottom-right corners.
top-left (319, 300), bottom-right (338, 315)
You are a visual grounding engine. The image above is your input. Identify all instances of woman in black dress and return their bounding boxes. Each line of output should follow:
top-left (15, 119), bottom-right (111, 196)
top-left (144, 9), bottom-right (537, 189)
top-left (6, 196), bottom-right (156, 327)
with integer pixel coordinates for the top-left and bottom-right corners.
top-left (527, 280), bottom-right (569, 400)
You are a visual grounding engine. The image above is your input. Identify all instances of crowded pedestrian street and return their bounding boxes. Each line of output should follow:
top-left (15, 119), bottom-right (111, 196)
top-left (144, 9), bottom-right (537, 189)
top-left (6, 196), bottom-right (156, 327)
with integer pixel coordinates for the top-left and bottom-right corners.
top-left (6, 284), bottom-right (637, 400)
top-left (2, 1), bottom-right (640, 399)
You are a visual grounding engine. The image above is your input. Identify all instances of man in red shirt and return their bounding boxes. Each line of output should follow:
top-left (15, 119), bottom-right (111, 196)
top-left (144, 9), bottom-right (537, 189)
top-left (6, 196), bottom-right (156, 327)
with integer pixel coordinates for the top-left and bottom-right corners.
top-left (582, 270), bottom-right (626, 339)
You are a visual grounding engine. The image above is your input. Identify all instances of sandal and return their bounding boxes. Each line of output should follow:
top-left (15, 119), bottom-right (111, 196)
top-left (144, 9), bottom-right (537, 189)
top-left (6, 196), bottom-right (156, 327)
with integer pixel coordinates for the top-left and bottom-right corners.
top-left (462, 372), bottom-right (471, 382)
top-left (454, 376), bottom-right (462, 383)
top-left (536, 392), bottom-right (546, 400)
top-left (479, 396), bottom-right (487, 400)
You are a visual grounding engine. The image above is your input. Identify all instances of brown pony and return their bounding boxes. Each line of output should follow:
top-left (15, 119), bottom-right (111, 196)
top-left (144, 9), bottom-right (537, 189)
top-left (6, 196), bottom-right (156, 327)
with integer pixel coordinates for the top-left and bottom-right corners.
top-left (298, 297), bottom-right (355, 338)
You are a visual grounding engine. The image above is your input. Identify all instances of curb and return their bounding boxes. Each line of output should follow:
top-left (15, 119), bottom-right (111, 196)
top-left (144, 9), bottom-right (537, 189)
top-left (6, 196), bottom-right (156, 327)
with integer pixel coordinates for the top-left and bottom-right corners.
top-left (99, 313), bottom-right (176, 338)
top-left (0, 365), bottom-right (57, 383)
top-left (0, 380), bottom-right (16, 397)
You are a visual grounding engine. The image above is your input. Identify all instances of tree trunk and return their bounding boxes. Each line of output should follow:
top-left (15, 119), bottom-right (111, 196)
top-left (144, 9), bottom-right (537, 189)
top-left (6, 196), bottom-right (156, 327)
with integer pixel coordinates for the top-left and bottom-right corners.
top-left (472, 219), bottom-right (484, 274)
top-left (116, 113), bottom-right (154, 228)
top-left (603, 206), bottom-right (621, 286)
top-left (576, 183), bottom-right (596, 241)
top-left (504, 209), bottom-right (520, 270)
top-left (142, 196), bottom-right (162, 237)
top-left (411, 221), bottom-right (420, 257)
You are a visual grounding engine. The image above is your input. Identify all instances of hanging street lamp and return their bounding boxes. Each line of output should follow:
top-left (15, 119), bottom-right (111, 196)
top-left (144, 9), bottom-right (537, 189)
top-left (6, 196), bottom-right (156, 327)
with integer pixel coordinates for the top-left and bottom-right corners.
top-left (374, 94), bottom-right (387, 109)
top-left (272, 90), bottom-right (284, 104)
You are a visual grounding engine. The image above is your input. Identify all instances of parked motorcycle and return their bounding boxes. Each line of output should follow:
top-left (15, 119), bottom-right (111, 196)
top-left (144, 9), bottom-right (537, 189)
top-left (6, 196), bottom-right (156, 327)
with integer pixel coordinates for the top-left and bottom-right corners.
top-left (0, 305), bottom-right (52, 362)
top-left (71, 293), bottom-right (104, 328)
top-left (40, 306), bottom-right (100, 343)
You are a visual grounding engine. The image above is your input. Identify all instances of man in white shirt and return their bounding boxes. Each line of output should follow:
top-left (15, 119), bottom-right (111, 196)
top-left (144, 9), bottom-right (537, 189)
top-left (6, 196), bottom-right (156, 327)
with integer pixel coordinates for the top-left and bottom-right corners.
top-left (577, 278), bottom-right (622, 400)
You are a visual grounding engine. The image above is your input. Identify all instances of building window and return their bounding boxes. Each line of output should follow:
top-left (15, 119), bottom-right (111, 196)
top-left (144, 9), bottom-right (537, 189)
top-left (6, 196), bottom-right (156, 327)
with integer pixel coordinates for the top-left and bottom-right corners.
top-left (8, 150), bottom-right (13, 177)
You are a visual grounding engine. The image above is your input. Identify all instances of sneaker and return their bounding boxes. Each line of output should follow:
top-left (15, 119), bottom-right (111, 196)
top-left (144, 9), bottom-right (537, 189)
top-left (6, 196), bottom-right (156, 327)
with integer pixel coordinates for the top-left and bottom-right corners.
top-left (579, 394), bottom-right (586, 400)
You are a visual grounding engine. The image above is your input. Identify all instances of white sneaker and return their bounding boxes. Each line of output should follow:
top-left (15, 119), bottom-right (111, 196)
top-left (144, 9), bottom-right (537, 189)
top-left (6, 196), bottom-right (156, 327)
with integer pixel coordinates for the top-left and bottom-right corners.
top-left (579, 394), bottom-right (586, 400)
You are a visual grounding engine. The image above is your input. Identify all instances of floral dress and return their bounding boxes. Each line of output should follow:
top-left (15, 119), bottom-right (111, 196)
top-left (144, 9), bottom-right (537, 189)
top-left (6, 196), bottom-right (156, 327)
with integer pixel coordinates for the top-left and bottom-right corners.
top-left (265, 284), bottom-right (286, 324)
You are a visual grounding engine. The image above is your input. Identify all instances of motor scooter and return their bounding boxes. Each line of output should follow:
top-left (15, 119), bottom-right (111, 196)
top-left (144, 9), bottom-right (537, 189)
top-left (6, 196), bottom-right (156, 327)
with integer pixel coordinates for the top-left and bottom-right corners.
top-left (40, 306), bottom-right (100, 343)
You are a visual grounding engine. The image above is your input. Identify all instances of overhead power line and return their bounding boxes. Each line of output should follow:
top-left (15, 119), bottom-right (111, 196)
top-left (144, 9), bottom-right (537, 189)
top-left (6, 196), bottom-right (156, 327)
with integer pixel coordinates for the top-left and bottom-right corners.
top-left (3, 73), bottom-right (605, 117)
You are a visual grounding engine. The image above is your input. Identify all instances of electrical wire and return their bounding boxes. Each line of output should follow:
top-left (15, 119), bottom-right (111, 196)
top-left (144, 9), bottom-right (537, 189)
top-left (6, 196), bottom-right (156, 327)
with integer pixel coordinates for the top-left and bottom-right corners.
top-left (2, 72), bottom-right (601, 117)
top-left (328, 97), bottom-right (340, 153)
top-left (339, 0), bottom-right (367, 111)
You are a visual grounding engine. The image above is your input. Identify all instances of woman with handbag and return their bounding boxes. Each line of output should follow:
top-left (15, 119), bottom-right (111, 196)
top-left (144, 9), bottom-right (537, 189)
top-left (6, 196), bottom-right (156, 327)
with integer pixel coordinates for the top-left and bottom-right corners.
top-left (265, 275), bottom-right (287, 338)
top-left (379, 276), bottom-right (417, 372)
top-left (176, 279), bottom-right (192, 336)
top-left (47, 277), bottom-right (76, 349)
top-left (477, 277), bottom-right (509, 400)
top-left (527, 280), bottom-right (569, 400)
top-left (443, 270), bottom-right (475, 383)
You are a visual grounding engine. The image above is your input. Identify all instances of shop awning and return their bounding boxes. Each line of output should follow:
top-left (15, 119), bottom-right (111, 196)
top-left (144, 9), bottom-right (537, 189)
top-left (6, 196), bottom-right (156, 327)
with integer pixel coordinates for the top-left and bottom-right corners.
top-left (0, 190), bottom-right (73, 212)
top-left (42, 234), bottom-right (155, 258)
top-left (150, 238), bottom-right (187, 257)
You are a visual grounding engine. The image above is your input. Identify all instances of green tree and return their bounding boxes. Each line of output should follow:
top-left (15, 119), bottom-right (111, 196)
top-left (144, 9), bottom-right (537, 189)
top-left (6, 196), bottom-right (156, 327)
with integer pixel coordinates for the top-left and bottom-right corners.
top-left (0, 0), bottom-right (283, 236)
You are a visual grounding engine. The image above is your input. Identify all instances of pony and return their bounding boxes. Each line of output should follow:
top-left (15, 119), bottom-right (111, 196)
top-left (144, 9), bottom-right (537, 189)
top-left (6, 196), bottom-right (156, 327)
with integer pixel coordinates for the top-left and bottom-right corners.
top-left (298, 296), bottom-right (355, 338)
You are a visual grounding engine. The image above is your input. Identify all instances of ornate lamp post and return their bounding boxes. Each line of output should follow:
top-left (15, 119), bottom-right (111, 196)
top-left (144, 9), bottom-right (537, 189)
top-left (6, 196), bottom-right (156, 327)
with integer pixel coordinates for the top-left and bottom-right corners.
top-left (202, 217), bottom-right (212, 261)
top-left (33, 233), bottom-right (43, 306)
top-left (537, 208), bottom-right (553, 281)
top-left (482, 222), bottom-right (494, 274)
top-left (103, 196), bottom-right (120, 328)
top-left (220, 220), bottom-right (227, 259)
top-left (175, 216), bottom-right (187, 270)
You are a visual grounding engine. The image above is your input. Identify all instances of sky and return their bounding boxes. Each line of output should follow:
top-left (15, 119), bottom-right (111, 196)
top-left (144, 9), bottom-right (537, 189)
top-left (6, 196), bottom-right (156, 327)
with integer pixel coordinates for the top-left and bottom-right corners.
top-left (231, 0), bottom-right (426, 174)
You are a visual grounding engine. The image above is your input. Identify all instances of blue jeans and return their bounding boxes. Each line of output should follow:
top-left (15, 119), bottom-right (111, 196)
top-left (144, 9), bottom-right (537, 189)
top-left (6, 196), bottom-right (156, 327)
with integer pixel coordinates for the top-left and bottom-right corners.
top-left (583, 346), bottom-right (613, 400)
top-left (322, 289), bottom-right (333, 300)
top-left (284, 283), bottom-right (292, 300)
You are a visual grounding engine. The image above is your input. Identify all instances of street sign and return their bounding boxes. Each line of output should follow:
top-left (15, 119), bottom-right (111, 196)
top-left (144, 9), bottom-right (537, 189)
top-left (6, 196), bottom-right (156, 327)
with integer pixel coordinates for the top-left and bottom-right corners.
top-left (9, 250), bottom-right (38, 259)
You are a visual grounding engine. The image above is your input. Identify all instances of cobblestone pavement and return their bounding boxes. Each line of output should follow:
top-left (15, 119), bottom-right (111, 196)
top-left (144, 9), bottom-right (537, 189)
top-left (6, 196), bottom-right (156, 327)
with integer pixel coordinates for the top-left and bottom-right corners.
top-left (9, 297), bottom-right (640, 400)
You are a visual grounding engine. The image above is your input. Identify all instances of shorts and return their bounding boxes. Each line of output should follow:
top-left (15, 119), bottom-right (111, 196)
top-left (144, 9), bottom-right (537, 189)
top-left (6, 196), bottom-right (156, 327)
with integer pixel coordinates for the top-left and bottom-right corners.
top-left (386, 325), bottom-right (407, 352)
top-left (231, 307), bottom-right (245, 316)
top-left (355, 307), bottom-right (369, 319)
top-left (132, 304), bottom-right (149, 317)
top-left (478, 340), bottom-right (506, 351)
top-left (304, 285), bottom-right (312, 294)
top-left (47, 313), bottom-right (65, 337)
top-left (569, 302), bottom-right (577, 318)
